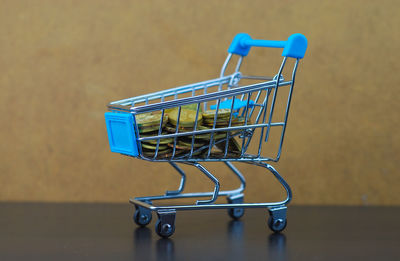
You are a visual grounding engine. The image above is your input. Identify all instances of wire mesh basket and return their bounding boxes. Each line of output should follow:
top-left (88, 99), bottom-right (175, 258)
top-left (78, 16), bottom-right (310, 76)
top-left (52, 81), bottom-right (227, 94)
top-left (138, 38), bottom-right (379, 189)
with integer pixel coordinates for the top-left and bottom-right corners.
top-left (105, 33), bottom-right (308, 238)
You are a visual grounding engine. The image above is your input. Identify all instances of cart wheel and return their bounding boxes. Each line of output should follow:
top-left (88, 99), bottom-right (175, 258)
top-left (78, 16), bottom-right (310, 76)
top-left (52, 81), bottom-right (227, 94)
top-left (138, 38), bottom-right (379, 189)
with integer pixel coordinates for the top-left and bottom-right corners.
top-left (228, 207), bottom-right (245, 220)
top-left (155, 219), bottom-right (175, 238)
top-left (227, 194), bottom-right (245, 220)
top-left (267, 216), bottom-right (287, 233)
top-left (133, 209), bottom-right (152, 227)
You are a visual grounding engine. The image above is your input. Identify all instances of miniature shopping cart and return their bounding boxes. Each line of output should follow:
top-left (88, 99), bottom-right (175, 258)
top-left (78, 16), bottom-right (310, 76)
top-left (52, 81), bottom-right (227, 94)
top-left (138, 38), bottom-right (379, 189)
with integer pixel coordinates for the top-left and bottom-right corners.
top-left (105, 33), bottom-right (307, 238)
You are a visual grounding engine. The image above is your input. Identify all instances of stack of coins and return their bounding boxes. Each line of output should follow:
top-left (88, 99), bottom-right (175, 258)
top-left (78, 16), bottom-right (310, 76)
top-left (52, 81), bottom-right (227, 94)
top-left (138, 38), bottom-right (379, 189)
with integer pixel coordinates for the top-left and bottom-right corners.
top-left (135, 112), bottom-right (172, 157)
top-left (165, 107), bottom-right (208, 157)
top-left (135, 112), bottom-right (168, 133)
top-left (202, 109), bottom-right (245, 156)
top-left (203, 109), bottom-right (230, 126)
top-left (137, 106), bottom-right (249, 159)
top-left (167, 107), bottom-right (203, 128)
top-left (203, 109), bottom-right (246, 127)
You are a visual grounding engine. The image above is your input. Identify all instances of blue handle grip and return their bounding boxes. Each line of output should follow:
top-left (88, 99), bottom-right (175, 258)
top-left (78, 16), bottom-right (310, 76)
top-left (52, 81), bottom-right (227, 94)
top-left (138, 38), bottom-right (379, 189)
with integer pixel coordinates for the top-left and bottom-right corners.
top-left (228, 33), bottom-right (307, 59)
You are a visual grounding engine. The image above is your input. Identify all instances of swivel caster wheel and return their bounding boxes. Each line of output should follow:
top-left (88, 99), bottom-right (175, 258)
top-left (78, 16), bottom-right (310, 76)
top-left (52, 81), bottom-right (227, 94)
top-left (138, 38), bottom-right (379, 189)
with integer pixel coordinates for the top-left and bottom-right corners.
top-left (268, 206), bottom-right (287, 233)
top-left (155, 210), bottom-right (176, 238)
top-left (268, 216), bottom-right (287, 233)
top-left (155, 219), bottom-right (175, 238)
top-left (227, 194), bottom-right (245, 220)
top-left (133, 207), bottom-right (152, 227)
top-left (228, 207), bottom-right (245, 220)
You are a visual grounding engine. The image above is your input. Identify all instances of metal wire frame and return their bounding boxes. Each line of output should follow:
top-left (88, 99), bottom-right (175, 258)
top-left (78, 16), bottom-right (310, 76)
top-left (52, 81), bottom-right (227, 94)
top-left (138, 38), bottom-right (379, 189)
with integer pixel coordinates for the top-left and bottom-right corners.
top-left (108, 54), bottom-right (299, 163)
top-left (109, 53), bottom-right (299, 212)
top-left (131, 161), bottom-right (292, 211)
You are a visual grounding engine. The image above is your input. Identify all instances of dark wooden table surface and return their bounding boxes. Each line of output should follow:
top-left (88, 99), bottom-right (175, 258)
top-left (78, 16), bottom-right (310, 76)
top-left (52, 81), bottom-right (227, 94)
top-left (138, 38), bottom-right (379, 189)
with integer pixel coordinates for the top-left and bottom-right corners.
top-left (0, 203), bottom-right (399, 260)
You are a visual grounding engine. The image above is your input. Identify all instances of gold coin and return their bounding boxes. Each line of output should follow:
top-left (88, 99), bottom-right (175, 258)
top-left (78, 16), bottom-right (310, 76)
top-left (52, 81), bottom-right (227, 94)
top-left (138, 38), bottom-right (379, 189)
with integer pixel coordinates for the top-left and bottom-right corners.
top-left (203, 118), bottom-right (230, 123)
top-left (232, 116), bottom-right (249, 126)
top-left (203, 121), bottom-right (230, 127)
top-left (142, 137), bottom-right (174, 145)
top-left (138, 122), bottom-right (167, 133)
top-left (164, 123), bottom-right (207, 133)
top-left (202, 109), bottom-right (231, 119)
top-left (168, 108), bottom-right (203, 127)
top-left (139, 131), bottom-right (169, 138)
top-left (182, 104), bottom-right (202, 112)
top-left (135, 112), bottom-right (168, 127)
top-left (164, 124), bottom-right (195, 134)
top-left (141, 143), bottom-right (168, 151)
top-left (139, 130), bottom-right (160, 137)
top-left (203, 116), bottom-right (231, 122)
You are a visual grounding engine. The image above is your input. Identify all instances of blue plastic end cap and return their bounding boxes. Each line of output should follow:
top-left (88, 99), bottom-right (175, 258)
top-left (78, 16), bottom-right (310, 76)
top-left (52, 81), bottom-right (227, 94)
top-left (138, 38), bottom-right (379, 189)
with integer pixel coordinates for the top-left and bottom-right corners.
top-left (105, 112), bottom-right (138, 157)
top-left (282, 33), bottom-right (308, 59)
top-left (228, 33), bottom-right (252, 56)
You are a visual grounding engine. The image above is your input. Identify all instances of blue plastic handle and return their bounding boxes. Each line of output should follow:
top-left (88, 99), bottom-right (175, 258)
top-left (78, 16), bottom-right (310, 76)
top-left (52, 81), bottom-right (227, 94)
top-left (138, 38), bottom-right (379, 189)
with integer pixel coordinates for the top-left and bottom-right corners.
top-left (228, 33), bottom-right (308, 59)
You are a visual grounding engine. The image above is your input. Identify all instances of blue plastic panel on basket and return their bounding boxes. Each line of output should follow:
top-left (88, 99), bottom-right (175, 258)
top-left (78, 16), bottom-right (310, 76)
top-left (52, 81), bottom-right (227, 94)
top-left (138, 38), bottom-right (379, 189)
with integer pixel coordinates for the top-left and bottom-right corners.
top-left (210, 99), bottom-right (254, 110)
top-left (105, 112), bottom-right (138, 156)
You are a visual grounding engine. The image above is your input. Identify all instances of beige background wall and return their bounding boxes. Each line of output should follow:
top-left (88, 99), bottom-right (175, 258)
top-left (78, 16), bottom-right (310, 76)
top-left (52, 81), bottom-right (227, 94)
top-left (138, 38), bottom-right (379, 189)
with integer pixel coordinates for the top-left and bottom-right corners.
top-left (1, 0), bottom-right (399, 205)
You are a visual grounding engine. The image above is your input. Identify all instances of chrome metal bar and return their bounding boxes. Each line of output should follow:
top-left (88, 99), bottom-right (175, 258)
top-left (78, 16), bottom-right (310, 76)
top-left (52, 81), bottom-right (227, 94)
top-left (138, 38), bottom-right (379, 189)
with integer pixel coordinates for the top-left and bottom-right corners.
top-left (223, 96), bottom-right (236, 157)
top-left (224, 161), bottom-right (246, 194)
top-left (130, 160), bottom-right (291, 211)
top-left (111, 76), bottom-right (232, 106)
top-left (135, 191), bottom-right (235, 202)
top-left (203, 83), bottom-right (209, 111)
top-left (171, 106), bottom-right (182, 158)
top-left (193, 163), bottom-right (220, 205)
top-left (220, 53), bottom-right (233, 78)
top-left (125, 80), bottom-right (292, 114)
top-left (130, 198), bottom-right (286, 211)
top-left (240, 93), bottom-right (252, 157)
top-left (276, 59), bottom-right (299, 160)
top-left (207, 99), bottom-right (221, 158)
top-left (232, 56), bottom-right (243, 98)
top-left (165, 162), bottom-right (186, 196)
top-left (247, 89), bottom-right (262, 119)
top-left (234, 56), bottom-right (243, 73)
top-left (139, 156), bottom-right (279, 163)
top-left (135, 184), bottom-right (244, 202)
top-left (252, 90), bottom-right (267, 125)
top-left (257, 94), bottom-right (269, 157)
top-left (107, 80), bottom-right (291, 113)
top-left (242, 88), bottom-right (271, 153)
top-left (217, 54), bottom-right (233, 96)
top-left (254, 162), bottom-right (292, 205)
top-left (240, 75), bottom-right (274, 81)
top-left (153, 108), bottom-right (165, 159)
top-left (135, 172), bottom-right (245, 202)
top-left (138, 122), bottom-right (285, 141)
top-left (189, 103), bottom-right (201, 158)
top-left (228, 72), bottom-right (241, 91)
top-left (265, 57), bottom-right (287, 142)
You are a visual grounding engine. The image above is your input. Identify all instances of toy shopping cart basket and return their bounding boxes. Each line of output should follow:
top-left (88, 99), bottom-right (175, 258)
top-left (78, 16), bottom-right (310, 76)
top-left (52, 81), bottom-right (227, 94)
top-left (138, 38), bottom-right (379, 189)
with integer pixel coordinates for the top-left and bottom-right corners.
top-left (105, 33), bottom-right (307, 238)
